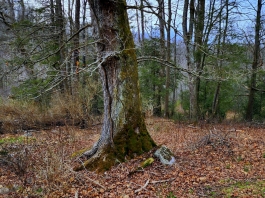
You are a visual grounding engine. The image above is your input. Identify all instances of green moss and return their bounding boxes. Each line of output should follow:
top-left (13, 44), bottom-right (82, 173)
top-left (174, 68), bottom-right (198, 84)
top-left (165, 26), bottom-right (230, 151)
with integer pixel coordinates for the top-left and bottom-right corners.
top-left (127, 128), bottom-right (141, 155)
top-left (140, 157), bottom-right (154, 168)
top-left (71, 148), bottom-right (90, 158)
top-left (112, 127), bottom-right (128, 160)
top-left (141, 131), bottom-right (156, 152)
top-left (82, 146), bottom-right (117, 173)
top-left (80, 122), bottom-right (156, 173)
top-left (73, 164), bottom-right (84, 171)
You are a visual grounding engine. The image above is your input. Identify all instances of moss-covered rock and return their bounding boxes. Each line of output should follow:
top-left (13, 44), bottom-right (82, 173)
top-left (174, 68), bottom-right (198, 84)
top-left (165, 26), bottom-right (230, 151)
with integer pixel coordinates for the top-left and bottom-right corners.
top-left (140, 157), bottom-right (154, 168)
top-left (154, 145), bottom-right (176, 165)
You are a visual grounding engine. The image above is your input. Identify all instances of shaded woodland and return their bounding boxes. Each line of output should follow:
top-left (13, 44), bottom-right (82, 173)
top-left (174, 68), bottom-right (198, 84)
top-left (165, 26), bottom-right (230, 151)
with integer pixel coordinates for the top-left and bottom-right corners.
top-left (0, 0), bottom-right (264, 123)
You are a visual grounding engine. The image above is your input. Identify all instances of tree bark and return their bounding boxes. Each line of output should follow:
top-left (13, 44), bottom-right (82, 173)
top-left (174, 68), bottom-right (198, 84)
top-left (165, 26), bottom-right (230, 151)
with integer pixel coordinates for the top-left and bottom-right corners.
top-left (54, 0), bottom-right (68, 93)
top-left (158, 0), bottom-right (165, 117)
top-left (74, 0), bottom-right (80, 82)
top-left (211, 0), bottom-right (229, 118)
top-left (246, 0), bottom-right (262, 121)
top-left (182, 0), bottom-right (196, 120)
top-left (182, 0), bottom-right (205, 120)
top-left (135, 1), bottom-right (141, 43)
top-left (140, 0), bottom-right (145, 43)
top-left (78, 0), bottom-right (156, 172)
top-left (164, 0), bottom-right (172, 118)
top-left (50, 0), bottom-right (55, 24)
top-left (193, 0), bottom-right (205, 120)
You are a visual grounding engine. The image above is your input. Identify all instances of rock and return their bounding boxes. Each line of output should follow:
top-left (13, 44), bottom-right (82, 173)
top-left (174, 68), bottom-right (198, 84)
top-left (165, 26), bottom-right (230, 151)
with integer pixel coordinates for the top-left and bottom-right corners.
top-left (154, 145), bottom-right (176, 165)
top-left (0, 185), bottom-right (9, 194)
top-left (23, 132), bottom-right (32, 137)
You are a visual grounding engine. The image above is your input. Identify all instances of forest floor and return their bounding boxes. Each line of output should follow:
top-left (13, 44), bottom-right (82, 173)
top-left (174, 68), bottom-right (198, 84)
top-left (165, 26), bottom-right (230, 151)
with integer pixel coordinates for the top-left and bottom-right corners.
top-left (0, 117), bottom-right (265, 197)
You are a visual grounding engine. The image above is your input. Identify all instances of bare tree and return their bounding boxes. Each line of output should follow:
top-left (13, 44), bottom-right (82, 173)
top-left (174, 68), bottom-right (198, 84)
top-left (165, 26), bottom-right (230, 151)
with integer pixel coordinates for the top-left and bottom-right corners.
top-left (74, 0), bottom-right (80, 83)
top-left (246, 0), bottom-right (262, 121)
top-left (141, 0), bottom-right (145, 43)
top-left (54, 0), bottom-right (68, 92)
top-left (135, 0), bottom-right (141, 43)
top-left (164, 0), bottom-right (172, 118)
top-left (182, 0), bottom-right (202, 120)
top-left (211, 0), bottom-right (229, 118)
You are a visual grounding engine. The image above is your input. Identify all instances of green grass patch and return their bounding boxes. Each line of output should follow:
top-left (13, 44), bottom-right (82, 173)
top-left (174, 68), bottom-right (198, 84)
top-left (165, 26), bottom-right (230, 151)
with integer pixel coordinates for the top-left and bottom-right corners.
top-left (209, 191), bottom-right (217, 197)
top-left (221, 180), bottom-right (265, 197)
top-left (243, 165), bottom-right (250, 172)
top-left (166, 192), bottom-right (176, 198)
top-left (0, 136), bottom-right (26, 144)
top-left (236, 156), bottom-right (243, 162)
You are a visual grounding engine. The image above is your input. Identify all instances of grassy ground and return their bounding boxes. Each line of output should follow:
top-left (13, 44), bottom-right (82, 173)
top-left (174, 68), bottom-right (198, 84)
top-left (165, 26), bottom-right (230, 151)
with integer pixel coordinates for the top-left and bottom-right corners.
top-left (0, 117), bottom-right (265, 197)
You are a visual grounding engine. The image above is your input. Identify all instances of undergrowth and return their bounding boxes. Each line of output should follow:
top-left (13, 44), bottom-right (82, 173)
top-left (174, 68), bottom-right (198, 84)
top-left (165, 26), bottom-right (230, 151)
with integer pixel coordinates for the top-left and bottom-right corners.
top-left (0, 88), bottom-right (101, 133)
top-left (0, 126), bottom-right (86, 197)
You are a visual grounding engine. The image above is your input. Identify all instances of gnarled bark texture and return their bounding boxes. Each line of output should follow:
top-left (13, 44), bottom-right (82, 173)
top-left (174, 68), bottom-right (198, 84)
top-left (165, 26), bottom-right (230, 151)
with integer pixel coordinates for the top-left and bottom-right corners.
top-left (78, 0), bottom-right (156, 172)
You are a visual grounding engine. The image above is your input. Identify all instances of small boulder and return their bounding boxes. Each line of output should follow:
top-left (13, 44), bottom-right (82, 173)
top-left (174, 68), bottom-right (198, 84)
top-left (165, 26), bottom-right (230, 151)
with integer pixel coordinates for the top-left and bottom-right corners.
top-left (0, 185), bottom-right (9, 194)
top-left (154, 145), bottom-right (175, 165)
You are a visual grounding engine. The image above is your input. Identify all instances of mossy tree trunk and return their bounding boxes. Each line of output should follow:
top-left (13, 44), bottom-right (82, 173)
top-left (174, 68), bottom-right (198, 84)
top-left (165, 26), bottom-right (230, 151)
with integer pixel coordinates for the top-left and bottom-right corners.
top-left (80, 0), bottom-right (156, 172)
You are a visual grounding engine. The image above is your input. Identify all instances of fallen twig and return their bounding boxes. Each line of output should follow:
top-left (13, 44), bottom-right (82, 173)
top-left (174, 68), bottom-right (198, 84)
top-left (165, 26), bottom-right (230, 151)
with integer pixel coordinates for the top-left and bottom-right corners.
top-left (150, 178), bottom-right (175, 184)
top-left (70, 159), bottom-right (106, 190)
top-left (135, 179), bottom-right (150, 193)
top-left (134, 178), bottom-right (175, 193)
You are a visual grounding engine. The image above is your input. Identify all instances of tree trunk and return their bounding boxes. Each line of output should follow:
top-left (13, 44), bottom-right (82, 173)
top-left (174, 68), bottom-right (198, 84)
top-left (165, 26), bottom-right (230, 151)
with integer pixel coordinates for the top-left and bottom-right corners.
top-left (135, 1), bottom-right (141, 43)
top-left (140, 0), bottom-right (145, 43)
top-left (74, 0), bottom-right (80, 83)
top-left (78, 0), bottom-right (156, 172)
top-left (212, 82), bottom-right (220, 116)
top-left (193, 0), bottom-right (205, 120)
top-left (211, 0), bottom-right (229, 119)
top-left (246, 0), bottom-right (262, 121)
top-left (19, 0), bottom-right (25, 21)
top-left (158, 0), bottom-right (166, 117)
top-left (164, 0), bottom-right (172, 118)
top-left (182, 0), bottom-right (205, 120)
top-left (172, 0), bottom-right (180, 117)
top-left (54, 0), bottom-right (68, 93)
top-left (50, 0), bottom-right (55, 24)
top-left (182, 0), bottom-right (197, 120)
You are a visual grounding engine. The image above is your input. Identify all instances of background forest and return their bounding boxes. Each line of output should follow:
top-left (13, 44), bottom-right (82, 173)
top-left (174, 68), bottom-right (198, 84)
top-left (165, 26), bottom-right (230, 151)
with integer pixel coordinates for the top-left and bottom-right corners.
top-left (0, 0), bottom-right (264, 128)
top-left (1, 1), bottom-right (265, 197)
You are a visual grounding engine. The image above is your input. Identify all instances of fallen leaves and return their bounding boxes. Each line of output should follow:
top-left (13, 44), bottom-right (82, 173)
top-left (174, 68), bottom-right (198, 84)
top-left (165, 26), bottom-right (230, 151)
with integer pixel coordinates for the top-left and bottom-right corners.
top-left (0, 119), bottom-right (265, 197)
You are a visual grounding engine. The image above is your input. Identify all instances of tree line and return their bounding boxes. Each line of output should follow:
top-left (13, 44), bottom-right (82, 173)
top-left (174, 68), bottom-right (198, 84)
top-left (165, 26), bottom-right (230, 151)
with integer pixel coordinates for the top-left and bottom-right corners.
top-left (0, 0), bottom-right (264, 122)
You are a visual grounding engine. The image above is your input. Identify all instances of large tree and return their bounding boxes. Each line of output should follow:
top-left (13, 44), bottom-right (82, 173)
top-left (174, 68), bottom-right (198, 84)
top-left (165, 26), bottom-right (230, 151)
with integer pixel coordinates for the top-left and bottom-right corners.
top-left (77, 0), bottom-right (156, 172)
